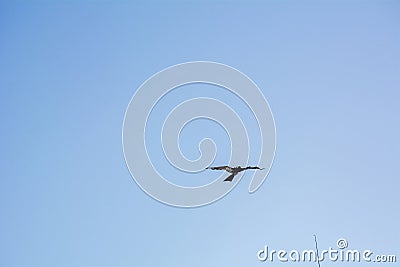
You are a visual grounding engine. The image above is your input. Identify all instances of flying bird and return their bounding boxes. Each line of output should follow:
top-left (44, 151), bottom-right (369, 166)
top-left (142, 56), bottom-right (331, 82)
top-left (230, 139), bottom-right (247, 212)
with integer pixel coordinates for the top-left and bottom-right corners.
top-left (205, 165), bottom-right (264, 182)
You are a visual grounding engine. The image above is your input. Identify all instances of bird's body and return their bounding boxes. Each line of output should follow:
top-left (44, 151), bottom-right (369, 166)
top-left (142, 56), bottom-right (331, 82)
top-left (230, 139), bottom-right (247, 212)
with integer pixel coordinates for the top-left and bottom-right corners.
top-left (206, 165), bottom-right (264, 182)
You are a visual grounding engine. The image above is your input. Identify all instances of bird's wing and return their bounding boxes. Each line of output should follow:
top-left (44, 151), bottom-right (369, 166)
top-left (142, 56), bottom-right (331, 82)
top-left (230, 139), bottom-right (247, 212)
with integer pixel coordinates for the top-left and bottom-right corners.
top-left (245, 166), bottom-right (264, 170)
top-left (206, 166), bottom-right (229, 170)
top-left (223, 173), bottom-right (236, 182)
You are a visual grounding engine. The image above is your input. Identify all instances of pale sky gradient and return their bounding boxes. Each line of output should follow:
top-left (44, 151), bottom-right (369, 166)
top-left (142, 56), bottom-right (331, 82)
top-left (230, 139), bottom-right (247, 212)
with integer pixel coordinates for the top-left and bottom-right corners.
top-left (1, 1), bottom-right (399, 266)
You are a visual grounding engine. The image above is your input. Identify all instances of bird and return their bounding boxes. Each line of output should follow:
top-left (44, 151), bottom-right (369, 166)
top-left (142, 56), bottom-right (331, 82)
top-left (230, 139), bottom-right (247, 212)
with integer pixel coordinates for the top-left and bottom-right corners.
top-left (205, 165), bottom-right (264, 182)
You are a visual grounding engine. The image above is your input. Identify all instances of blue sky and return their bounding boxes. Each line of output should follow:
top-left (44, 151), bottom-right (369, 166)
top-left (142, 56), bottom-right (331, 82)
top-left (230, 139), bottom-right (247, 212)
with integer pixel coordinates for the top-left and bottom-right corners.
top-left (1, 1), bottom-right (399, 266)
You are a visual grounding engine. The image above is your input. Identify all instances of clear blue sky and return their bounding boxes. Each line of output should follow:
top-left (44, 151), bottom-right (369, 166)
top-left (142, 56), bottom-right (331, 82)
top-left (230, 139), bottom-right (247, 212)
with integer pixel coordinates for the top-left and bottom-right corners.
top-left (1, 1), bottom-right (399, 266)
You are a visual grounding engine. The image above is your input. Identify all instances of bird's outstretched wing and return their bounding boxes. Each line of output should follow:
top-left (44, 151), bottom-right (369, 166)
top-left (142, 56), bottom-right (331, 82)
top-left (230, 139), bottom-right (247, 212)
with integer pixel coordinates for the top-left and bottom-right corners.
top-left (244, 166), bottom-right (264, 170)
top-left (206, 166), bottom-right (228, 170)
top-left (223, 173), bottom-right (236, 182)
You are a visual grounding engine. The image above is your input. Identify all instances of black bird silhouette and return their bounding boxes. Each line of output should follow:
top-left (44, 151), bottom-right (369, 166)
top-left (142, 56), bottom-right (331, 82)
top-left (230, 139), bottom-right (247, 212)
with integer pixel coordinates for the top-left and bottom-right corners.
top-left (205, 165), bottom-right (264, 182)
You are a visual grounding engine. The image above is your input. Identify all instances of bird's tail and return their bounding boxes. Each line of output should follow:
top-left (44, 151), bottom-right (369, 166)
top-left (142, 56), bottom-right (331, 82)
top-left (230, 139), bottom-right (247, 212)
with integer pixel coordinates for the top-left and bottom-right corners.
top-left (223, 173), bottom-right (236, 182)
